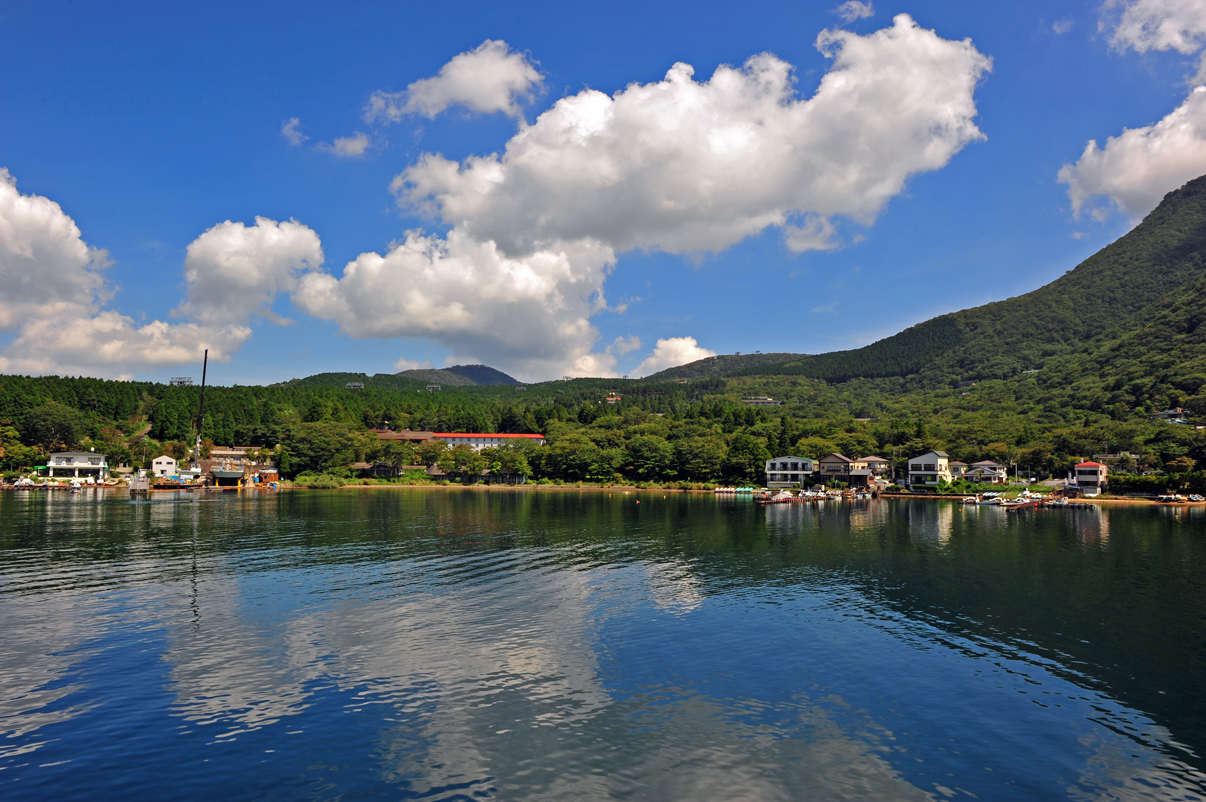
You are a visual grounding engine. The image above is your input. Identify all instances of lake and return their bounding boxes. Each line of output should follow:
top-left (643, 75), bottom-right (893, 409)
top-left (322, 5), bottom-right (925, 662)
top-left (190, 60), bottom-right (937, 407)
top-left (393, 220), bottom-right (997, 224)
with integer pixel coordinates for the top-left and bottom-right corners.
top-left (2, 489), bottom-right (1205, 800)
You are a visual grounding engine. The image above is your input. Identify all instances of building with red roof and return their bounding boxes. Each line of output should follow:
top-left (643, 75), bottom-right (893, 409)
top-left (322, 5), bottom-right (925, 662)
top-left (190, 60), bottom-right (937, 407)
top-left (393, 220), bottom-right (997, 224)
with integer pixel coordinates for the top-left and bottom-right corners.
top-left (1073, 461), bottom-right (1108, 496)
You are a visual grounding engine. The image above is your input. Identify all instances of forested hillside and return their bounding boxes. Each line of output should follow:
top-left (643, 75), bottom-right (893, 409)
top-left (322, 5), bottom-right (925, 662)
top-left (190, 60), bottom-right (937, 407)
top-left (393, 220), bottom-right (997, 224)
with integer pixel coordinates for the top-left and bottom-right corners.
top-left (654, 173), bottom-right (1206, 385)
top-left (395, 364), bottom-right (520, 385)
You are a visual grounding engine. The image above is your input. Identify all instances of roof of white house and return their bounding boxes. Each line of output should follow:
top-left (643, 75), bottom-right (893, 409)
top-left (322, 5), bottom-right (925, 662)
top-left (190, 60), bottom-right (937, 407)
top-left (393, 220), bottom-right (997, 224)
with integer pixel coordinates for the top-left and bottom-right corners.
top-left (50, 452), bottom-right (107, 458)
top-left (859, 455), bottom-right (889, 463)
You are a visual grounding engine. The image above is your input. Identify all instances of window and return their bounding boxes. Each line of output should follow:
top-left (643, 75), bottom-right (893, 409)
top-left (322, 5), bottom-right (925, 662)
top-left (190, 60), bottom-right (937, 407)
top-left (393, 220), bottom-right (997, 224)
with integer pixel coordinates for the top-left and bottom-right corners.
top-left (910, 464), bottom-right (922, 472)
top-left (924, 464), bottom-right (936, 472)
top-left (791, 462), bottom-right (799, 471)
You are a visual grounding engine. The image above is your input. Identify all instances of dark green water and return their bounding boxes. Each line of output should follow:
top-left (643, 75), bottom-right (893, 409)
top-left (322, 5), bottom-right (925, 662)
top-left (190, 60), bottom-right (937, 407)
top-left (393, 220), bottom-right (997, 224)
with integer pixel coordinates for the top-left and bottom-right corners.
top-left (1, 489), bottom-right (1205, 800)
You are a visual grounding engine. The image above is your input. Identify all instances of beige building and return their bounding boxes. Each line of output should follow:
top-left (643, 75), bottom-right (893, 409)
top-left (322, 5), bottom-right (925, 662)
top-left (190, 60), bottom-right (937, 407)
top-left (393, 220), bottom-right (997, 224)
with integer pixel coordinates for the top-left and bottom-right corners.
top-left (151, 455), bottom-right (178, 477)
top-left (907, 451), bottom-right (952, 485)
top-left (859, 456), bottom-right (891, 477)
top-left (817, 453), bottom-right (868, 483)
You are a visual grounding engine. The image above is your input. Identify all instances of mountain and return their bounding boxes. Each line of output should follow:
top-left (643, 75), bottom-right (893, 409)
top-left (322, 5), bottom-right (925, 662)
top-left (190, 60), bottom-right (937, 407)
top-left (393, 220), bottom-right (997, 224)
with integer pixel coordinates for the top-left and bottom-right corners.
top-left (651, 174), bottom-right (1206, 385)
top-left (643, 352), bottom-right (808, 380)
top-left (395, 364), bottom-right (520, 386)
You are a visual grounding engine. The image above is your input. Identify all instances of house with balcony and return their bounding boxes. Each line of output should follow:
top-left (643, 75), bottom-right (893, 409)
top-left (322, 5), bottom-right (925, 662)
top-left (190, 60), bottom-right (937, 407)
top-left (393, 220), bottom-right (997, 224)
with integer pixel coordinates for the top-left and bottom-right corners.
top-left (817, 453), bottom-right (868, 484)
top-left (967, 460), bottom-right (1008, 484)
top-left (1073, 461), bottom-right (1108, 496)
top-left (907, 451), bottom-right (951, 485)
top-left (46, 451), bottom-right (109, 479)
top-left (859, 456), bottom-right (891, 477)
top-left (764, 456), bottom-right (817, 488)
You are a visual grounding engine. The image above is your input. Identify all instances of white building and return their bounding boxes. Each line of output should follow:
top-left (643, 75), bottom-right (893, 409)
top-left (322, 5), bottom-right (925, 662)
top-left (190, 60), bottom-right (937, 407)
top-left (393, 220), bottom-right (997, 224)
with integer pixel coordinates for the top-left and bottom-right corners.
top-left (432, 433), bottom-right (546, 452)
top-left (151, 455), bottom-right (178, 477)
top-left (46, 451), bottom-right (108, 479)
top-left (907, 451), bottom-right (951, 486)
top-left (764, 456), bottom-right (816, 488)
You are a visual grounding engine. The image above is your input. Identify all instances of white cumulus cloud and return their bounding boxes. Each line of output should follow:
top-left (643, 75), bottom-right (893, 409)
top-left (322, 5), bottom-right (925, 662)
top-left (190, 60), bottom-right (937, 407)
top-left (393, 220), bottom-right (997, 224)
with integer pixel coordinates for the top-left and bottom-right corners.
top-left (363, 40), bottom-right (542, 122)
top-left (834, 1), bottom-right (875, 23)
top-left (177, 217), bottom-right (324, 325)
top-left (606, 335), bottom-right (642, 356)
top-left (395, 15), bottom-right (990, 258)
top-left (0, 168), bottom-right (109, 330)
top-left (317, 132), bottom-right (371, 158)
top-left (0, 169), bottom-right (319, 378)
top-left (1059, 86), bottom-right (1206, 219)
top-left (291, 230), bottom-right (618, 382)
top-left (298, 16), bottom-right (989, 381)
top-left (1105, 0), bottom-right (1206, 54)
top-left (634, 337), bottom-right (717, 377)
top-left (1063, 1), bottom-right (1206, 219)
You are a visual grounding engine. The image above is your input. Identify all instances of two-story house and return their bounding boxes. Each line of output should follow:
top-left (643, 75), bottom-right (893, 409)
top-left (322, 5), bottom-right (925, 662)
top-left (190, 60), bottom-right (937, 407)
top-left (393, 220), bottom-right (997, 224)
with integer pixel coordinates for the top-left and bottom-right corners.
top-left (1073, 461), bottom-right (1108, 496)
top-left (967, 460), bottom-right (1008, 484)
top-left (151, 455), bottom-right (178, 477)
top-left (817, 453), bottom-right (868, 484)
top-left (859, 456), bottom-right (891, 477)
top-left (764, 456), bottom-right (817, 488)
top-left (907, 451), bottom-right (951, 485)
top-left (46, 451), bottom-right (109, 479)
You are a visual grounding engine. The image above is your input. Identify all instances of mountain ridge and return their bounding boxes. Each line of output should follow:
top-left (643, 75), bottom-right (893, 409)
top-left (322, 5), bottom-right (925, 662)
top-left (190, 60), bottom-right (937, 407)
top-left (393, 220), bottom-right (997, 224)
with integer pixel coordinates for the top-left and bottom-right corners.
top-left (651, 174), bottom-right (1206, 384)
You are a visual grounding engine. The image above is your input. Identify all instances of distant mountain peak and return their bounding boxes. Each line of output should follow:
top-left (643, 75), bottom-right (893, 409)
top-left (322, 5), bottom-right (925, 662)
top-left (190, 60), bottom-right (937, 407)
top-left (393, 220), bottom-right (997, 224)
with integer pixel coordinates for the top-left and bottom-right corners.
top-left (395, 364), bottom-right (520, 386)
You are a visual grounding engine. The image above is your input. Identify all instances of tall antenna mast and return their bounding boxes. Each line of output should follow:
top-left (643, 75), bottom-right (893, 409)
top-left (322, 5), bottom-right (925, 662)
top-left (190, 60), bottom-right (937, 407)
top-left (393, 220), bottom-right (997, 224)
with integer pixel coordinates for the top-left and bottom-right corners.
top-left (194, 349), bottom-right (208, 467)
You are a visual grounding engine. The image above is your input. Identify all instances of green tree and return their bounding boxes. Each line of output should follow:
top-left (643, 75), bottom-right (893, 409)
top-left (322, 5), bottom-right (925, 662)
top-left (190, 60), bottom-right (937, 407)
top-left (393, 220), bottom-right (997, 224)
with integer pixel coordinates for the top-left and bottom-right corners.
top-left (625, 435), bottom-right (675, 479)
top-left (284, 422), bottom-right (362, 475)
top-left (674, 436), bottom-right (727, 481)
top-left (723, 433), bottom-right (770, 481)
top-left (23, 401), bottom-right (85, 452)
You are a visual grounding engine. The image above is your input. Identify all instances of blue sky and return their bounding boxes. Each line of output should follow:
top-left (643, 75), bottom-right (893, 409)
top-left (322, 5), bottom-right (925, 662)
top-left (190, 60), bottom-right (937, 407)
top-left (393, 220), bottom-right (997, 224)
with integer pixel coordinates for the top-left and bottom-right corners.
top-left (2, 0), bottom-right (1205, 384)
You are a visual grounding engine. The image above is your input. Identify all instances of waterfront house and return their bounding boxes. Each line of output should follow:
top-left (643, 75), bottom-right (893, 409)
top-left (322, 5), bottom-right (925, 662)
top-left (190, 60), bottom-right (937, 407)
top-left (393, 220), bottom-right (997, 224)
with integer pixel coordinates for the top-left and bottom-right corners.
top-left (907, 451), bottom-right (951, 485)
top-left (859, 455), bottom-right (891, 477)
top-left (848, 469), bottom-right (874, 488)
top-left (967, 460), bottom-right (1008, 484)
top-left (764, 456), bottom-right (817, 488)
top-left (151, 455), bottom-right (178, 477)
top-left (1073, 461), bottom-right (1108, 496)
top-left (949, 461), bottom-right (968, 479)
top-left (46, 451), bottom-right (108, 479)
top-left (817, 453), bottom-right (868, 483)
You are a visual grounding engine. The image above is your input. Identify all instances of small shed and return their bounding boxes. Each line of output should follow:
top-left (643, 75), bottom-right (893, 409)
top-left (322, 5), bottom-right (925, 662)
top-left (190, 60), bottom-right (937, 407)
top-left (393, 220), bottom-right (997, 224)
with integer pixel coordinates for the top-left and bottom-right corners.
top-left (151, 455), bottom-right (178, 477)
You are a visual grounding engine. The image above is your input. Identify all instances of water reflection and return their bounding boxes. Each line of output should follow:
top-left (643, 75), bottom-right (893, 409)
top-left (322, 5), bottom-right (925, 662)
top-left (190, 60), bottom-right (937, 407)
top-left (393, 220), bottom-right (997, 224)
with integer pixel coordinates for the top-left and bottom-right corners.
top-left (2, 491), bottom-right (1206, 800)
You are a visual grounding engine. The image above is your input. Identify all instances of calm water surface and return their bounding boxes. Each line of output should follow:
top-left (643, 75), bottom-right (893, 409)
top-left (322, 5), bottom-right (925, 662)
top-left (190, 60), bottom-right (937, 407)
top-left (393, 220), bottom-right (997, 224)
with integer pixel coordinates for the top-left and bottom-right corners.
top-left (2, 490), bottom-right (1206, 800)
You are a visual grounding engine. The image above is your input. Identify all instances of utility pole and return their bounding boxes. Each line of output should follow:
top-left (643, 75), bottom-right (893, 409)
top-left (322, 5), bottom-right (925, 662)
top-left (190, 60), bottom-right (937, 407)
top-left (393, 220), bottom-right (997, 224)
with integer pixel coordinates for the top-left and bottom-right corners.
top-left (194, 349), bottom-right (208, 468)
